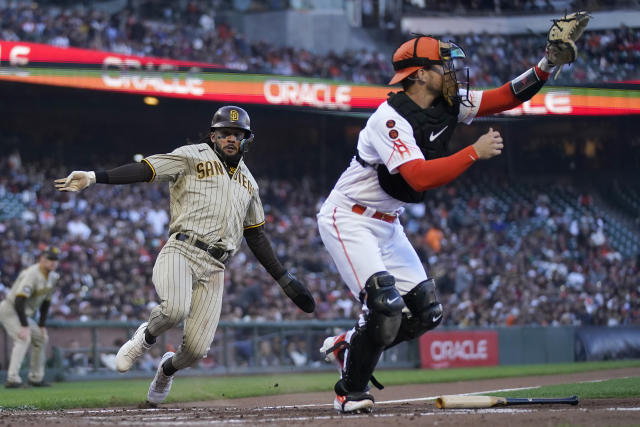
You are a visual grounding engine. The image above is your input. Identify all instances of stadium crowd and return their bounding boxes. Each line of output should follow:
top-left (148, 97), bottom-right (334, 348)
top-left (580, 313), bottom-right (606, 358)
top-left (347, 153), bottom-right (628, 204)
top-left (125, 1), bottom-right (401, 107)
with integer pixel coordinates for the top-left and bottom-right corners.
top-left (1, 152), bottom-right (638, 330)
top-left (0, 0), bottom-right (638, 85)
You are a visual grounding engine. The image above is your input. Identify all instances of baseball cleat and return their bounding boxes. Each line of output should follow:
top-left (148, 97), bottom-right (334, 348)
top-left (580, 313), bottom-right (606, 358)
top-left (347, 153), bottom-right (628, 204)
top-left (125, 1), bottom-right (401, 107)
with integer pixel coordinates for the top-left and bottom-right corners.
top-left (147, 351), bottom-right (175, 405)
top-left (115, 322), bottom-right (153, 373)
top-left (334, 392), bottom-right (375, 414)
top-left (28, 380), bottom-right (51, 387)
top-left (4, 381), bottom-right (24, 389)
top-left (320, 332), bottom-right (348, 373)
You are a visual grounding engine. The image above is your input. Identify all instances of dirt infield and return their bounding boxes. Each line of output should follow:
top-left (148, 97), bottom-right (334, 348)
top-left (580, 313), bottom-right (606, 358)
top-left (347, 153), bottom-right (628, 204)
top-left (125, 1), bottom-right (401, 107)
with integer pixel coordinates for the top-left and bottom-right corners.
top-left (1, 367), bottom-right (638, 427)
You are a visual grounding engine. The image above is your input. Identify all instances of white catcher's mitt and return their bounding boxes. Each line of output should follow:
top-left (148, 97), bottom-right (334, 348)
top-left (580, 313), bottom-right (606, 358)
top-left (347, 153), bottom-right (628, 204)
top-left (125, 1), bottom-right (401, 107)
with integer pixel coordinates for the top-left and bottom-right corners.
top-left (546, 11), bottom-right (591, 75)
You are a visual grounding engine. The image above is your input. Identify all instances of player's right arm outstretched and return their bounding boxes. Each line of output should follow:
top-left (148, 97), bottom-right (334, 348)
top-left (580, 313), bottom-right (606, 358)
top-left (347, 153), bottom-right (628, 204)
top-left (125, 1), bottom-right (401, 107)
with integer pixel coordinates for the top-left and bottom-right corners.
top-left (55, 162), bottom-right (155, 192)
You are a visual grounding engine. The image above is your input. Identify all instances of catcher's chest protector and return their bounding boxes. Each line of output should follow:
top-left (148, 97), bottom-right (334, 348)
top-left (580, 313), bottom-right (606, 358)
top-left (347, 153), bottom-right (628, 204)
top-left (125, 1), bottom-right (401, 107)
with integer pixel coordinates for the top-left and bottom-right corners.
top-left (377, 92), bottom-right (460, 203)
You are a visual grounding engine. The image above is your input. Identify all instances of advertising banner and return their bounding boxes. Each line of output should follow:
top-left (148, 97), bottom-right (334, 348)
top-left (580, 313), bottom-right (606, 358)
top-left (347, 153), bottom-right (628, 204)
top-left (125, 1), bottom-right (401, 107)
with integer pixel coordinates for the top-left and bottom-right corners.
top-left (1, 41), bottom-right (639, 114)
top-left (419, 330), bottom-right (499, 369)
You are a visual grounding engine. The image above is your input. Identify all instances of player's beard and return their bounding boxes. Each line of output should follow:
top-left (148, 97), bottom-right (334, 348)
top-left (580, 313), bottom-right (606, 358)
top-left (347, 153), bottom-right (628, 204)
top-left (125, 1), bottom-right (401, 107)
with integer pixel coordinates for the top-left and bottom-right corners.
top-left (212, 143), bottom-right (242, 167)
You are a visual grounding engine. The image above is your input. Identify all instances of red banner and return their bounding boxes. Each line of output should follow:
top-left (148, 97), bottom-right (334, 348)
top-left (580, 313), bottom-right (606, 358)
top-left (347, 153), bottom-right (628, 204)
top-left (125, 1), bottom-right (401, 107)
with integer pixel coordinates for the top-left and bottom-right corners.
top-left (419, 330), bottom-right (499, 369)
top-left (1, 41), bottom-right (639, 114)
top-left (0, 40), bottom-right (220, 68)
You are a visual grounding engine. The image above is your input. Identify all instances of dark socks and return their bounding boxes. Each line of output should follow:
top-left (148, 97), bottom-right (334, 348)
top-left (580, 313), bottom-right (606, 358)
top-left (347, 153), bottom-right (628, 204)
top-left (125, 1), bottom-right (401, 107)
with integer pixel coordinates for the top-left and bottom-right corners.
top-left (162, 357), bottom-right (177, 376)
top-left (144, 329), bottom-right (156, 345)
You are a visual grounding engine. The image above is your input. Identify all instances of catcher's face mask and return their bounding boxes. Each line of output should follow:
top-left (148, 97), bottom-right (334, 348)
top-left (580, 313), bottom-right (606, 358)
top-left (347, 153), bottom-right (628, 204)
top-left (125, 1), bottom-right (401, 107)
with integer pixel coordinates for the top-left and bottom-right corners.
top-left (389, 35), bottom-right (472, 107)
top-left (438, 40), bottom-right (471, 107)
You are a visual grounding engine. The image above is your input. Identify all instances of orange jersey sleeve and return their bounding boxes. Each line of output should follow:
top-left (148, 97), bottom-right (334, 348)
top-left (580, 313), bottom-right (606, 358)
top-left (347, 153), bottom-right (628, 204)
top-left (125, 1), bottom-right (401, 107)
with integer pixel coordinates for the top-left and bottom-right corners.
top-left (477, 66), bottom-right (550, 117)
top-left (398, 145), bottom-right (478, 192)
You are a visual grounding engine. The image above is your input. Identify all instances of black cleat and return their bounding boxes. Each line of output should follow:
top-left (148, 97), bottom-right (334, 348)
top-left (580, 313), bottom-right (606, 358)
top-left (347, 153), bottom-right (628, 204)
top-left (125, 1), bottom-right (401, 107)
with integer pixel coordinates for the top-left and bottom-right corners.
top-left (28, 380), bottom-right (51, 387)
top-left (5, 381), bottom-right (25, 389)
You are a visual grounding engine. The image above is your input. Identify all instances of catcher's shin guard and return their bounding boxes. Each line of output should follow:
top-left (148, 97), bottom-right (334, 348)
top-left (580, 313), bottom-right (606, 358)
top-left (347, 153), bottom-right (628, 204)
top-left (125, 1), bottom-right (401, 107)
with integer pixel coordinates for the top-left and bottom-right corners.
top-left (338, 272), bottom-right (403, 394)
top-left (386, 278), bottom-right (443, 349)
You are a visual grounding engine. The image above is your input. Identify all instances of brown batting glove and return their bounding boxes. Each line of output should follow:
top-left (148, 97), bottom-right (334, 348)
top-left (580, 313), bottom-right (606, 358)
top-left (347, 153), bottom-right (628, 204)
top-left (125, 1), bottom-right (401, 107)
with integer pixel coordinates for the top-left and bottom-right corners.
top-left (277, 272), bottom-right (315, 313)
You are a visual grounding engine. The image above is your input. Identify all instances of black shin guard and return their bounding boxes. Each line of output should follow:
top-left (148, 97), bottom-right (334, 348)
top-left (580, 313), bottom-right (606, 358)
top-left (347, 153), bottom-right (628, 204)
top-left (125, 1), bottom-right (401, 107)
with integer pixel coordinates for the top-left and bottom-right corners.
top-left (386, 278), bottom-right (443, 350)
top-left (338, 272), bottom-right (403, 394)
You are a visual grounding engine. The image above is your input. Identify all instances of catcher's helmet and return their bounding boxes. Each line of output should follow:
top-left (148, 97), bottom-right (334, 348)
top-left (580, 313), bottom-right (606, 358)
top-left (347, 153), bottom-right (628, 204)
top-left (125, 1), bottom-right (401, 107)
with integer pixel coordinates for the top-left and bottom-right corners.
top-left (210, 105), bottom-right (252, 139)
top-left (388, 36), bottom-right (465, 85)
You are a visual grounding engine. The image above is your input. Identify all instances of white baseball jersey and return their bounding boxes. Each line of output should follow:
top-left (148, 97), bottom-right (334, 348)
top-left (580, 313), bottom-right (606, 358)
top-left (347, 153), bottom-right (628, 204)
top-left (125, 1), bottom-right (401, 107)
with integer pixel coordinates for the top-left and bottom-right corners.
top-left (332, 89), bottom-right (482, 213)
top-left (318, 90), bottom-right (481, 296)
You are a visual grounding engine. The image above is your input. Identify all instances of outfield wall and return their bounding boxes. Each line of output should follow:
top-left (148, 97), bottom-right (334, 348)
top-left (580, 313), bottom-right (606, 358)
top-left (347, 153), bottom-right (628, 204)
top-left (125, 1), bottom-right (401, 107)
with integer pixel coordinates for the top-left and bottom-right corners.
top-left (1, 322), bottom-right (639, 383)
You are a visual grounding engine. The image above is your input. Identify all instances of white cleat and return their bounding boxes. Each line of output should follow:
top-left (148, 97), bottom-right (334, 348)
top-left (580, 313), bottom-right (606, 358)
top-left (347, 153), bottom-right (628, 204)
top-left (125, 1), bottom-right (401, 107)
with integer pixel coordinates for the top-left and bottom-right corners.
top-left (147, 351), bottom-right (175, 405)
top-left (334, 393), bottom-right (375, 414)
top-left (115, 322), bottom-right (153, 373)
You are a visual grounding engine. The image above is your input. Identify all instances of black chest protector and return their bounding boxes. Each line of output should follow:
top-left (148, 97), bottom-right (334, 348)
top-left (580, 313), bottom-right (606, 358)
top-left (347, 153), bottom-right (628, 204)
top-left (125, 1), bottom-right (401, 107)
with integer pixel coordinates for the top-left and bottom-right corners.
top-left (368, 92), bottom-right (460, 203)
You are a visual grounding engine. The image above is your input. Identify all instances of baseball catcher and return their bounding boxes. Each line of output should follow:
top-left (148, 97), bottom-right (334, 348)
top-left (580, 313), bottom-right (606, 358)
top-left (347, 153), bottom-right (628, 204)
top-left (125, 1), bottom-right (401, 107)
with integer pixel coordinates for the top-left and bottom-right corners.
top-left (317, 11), bottom-right (590, 414)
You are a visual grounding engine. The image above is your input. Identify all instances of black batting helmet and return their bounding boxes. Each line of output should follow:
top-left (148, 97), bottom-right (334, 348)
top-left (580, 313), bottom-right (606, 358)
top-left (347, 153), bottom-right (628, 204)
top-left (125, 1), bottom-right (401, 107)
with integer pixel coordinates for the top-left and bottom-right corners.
top-left (210, 106), bottom-right (252, 139)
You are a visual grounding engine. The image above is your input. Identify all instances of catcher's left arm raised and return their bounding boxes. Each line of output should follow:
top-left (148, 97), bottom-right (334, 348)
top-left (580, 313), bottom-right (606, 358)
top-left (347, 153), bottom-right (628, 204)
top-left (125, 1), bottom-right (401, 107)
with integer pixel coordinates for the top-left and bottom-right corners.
top-left (470, 10), bottom-right (591, 117)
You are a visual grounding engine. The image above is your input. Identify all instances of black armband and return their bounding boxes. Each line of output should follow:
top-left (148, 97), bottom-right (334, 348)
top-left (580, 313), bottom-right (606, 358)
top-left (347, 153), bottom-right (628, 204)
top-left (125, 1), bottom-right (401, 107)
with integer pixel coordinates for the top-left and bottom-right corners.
top-left (14, 296), bottom-right (29, 327)
top-left (39, 300), bottom-right (51, 327)
top-left (510, 67), bottom-right (545, 102)
top-left (95, 162), bottom-right (153, 184)
top-left (243, 225), bottom-right (287, 280)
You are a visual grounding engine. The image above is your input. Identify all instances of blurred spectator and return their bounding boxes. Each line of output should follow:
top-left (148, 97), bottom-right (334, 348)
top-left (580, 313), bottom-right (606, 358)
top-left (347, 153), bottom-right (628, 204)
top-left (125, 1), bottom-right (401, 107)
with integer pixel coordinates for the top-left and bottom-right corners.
top-left (0, 1), bottom-right (637, 86)
top-left (0, 154), bottom-right (638, 330)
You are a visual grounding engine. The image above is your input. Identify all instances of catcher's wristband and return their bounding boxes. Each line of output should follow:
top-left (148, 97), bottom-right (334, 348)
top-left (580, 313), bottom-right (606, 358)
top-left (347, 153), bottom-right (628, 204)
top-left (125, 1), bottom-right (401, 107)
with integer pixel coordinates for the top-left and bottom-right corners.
top-left (510, 67), bottom-right (545, 102)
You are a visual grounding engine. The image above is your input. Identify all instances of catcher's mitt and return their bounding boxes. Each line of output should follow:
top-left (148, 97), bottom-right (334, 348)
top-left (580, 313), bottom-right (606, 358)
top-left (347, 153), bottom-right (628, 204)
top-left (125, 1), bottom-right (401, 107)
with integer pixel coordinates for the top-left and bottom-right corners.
top-left (546, 11), bottom-right (591, 69)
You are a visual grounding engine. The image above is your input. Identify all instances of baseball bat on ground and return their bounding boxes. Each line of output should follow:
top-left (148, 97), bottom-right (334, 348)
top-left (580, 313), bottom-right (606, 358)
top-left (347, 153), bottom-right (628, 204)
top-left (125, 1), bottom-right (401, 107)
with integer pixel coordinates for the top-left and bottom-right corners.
top-left (435, 394), bottom-right (579, 409)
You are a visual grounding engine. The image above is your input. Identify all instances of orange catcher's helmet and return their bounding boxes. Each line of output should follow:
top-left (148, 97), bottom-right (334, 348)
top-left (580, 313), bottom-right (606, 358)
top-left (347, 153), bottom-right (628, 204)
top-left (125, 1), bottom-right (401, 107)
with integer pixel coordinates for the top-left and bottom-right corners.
top-left (388, 36), bottom-right (466, 85)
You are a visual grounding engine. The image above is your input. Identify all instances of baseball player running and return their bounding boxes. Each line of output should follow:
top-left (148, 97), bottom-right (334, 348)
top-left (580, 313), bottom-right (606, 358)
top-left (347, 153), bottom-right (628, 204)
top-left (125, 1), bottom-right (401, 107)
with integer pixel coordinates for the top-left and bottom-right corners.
top-left (55, 106), bottom-right (315, 405)
top-left (317, 28), bottom-right (586, 413)
top-left (0, 246), bottom-right (60, 388)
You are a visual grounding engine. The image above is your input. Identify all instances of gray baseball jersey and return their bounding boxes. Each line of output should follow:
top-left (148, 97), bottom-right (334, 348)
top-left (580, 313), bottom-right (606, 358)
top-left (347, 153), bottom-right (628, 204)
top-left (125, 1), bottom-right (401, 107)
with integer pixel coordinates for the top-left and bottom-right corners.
top-left (141, 142), bottom-right (264, 369)
top-left (143, 142), bottom-right (265, 252)
top-left (0, 263), bottom-right (57, 384)
top-left (3, 263), bottom-right (58, 316)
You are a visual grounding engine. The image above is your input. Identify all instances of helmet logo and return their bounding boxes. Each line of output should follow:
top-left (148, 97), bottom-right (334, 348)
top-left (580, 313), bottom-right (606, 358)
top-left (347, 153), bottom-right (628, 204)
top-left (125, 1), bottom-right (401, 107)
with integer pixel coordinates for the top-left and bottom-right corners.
top-left (230, 109), bottom-right (239, 121)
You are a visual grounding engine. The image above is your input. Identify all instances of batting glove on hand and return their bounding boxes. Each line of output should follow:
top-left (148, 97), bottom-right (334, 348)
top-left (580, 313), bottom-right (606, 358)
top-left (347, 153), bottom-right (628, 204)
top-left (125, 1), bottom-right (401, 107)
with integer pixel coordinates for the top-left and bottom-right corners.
top-left (54, 171), bottom-right (96, 192)
top-left (278, 272), bottom-right (315, 313)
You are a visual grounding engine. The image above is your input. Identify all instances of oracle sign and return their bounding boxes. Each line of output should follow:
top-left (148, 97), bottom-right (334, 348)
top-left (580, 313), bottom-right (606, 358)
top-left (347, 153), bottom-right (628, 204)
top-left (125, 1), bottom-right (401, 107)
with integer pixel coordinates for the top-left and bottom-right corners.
top-left (419, 331), bottom-right (499, 369)
top-left (101, 56), bottom-right (204, 96)
top-left (263, 80), bottom-right (351, 110)
top-left (503, 91), bottom-right (572, 115)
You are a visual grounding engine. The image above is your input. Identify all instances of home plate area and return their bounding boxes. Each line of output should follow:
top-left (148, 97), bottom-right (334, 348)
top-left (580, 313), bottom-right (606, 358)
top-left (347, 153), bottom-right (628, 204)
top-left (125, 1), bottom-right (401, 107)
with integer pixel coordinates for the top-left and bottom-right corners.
top-left (3, 397), bottom-right (639, 427)
top-left (1, 368), bottom-right (638, 427)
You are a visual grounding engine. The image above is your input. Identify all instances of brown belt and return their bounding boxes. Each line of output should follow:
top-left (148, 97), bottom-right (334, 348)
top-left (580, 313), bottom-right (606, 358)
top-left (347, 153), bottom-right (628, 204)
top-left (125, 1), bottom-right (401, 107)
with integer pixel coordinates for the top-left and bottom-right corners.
top-left (351, 204), bottom-right (397, 223)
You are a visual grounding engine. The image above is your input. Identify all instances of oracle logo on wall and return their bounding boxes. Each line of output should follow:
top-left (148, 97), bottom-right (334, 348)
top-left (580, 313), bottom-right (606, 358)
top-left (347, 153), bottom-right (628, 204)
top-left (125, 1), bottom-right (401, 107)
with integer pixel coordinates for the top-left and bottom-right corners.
top-left (1, 41), bottom-right (639, 114)
top-left (263, 80), bottom-right (352, 110)
top-left (419, 330), bottom-right (499, 369)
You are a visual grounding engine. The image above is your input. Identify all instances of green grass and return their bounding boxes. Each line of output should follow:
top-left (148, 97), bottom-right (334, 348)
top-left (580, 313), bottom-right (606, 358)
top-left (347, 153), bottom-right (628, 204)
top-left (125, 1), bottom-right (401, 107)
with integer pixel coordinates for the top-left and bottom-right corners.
top-left (1, 360), bottom-right (638, 410)
top-left (490, 377), bottom-right (640, 400)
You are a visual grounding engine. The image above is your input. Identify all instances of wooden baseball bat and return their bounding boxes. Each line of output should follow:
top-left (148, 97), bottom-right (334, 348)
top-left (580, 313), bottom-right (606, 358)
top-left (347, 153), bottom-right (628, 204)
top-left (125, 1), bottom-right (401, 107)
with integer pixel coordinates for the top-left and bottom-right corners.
top-left (435, 394), bottom-right (579, 409)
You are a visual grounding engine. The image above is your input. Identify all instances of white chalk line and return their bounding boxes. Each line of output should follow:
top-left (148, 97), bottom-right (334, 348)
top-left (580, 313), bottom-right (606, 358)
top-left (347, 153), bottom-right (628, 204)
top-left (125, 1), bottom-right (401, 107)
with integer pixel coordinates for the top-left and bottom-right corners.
top-left (82, 408), bottom-right (601, 426)
top-left (7, 374), bottom-right (638, 425)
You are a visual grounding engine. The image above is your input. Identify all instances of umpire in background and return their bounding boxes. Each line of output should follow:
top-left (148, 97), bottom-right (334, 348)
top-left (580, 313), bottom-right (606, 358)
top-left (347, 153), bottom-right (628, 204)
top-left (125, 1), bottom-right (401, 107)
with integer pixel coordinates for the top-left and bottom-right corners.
top-left (0, 246), bottom-right (60, 388)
